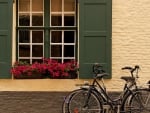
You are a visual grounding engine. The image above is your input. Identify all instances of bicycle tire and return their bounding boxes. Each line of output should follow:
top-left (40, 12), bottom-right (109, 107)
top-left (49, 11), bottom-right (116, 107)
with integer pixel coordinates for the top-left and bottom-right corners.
top-left (123, 88), bottom-right (150, 113)
top-left (68, 89), bottom-right (103, 113)
top-left (62, 89), bottom-right (86, 113)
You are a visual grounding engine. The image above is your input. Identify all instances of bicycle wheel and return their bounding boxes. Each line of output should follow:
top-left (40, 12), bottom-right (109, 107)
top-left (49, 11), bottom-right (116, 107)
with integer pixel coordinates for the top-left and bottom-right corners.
top-left (68, 89), bottom-right (103, 113)
top-left (62, 89), bottom-right (86, 113)
top-left (125, 88), bottom-right (150, 113)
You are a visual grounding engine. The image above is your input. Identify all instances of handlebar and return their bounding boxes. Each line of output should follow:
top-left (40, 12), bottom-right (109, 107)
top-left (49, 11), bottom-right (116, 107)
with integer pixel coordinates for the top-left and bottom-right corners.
top-left (122, 65), bottom-right (140, 78)
top-left (93, 63), bottom-right (140, 79)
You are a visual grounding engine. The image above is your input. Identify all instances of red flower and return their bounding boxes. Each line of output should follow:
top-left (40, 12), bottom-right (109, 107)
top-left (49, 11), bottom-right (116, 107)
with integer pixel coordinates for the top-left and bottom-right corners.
top-left (11, 58), bottom-right (78, 79)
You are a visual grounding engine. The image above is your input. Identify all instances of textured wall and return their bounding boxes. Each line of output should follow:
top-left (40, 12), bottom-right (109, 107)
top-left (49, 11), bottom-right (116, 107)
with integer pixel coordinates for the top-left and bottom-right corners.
top-left (108, 0), bottom-right (150, 90)
top-left (9, 0), bottom-right (150, 92)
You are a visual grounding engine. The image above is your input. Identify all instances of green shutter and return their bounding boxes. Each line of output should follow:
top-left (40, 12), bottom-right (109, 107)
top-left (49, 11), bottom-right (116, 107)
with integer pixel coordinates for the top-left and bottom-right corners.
top-left (79, 0), bottom-right (112, 78)
top-left (0, 0), bottom-right (13, 78)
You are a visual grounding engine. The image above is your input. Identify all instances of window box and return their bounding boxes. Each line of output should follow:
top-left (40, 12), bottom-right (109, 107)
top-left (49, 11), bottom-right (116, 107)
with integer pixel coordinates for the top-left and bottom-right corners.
top-left (11, 58), bottom-right (78, 79)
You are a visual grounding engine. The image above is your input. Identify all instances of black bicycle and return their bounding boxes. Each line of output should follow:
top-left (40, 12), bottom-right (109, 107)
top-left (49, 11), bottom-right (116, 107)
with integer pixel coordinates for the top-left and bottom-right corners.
top-left (62, 64), bottom-right (150, 113)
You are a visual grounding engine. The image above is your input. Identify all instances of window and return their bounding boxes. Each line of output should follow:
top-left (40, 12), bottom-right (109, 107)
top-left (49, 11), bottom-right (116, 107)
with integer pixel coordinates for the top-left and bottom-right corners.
top-left (17, 0), bottom-right (77, 63)
top-left (16, 0), bottom-right (112, 79)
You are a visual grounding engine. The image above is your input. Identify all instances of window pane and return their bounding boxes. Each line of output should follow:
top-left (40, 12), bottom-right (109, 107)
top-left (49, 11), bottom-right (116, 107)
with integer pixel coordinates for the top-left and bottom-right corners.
top-left (51, 15), bottom-right (62, 26)
top-left (32, 31), bottom-right (43, 43)
top-left (17, 0), bottom-right (77, 65)
top-left (32, 59), bottom-right (43, 63)
top-left (32, 13), bottom-right (43, 26)
top-left (64, 0), bottom-right (75, 11)
top-left (64, 45), bottom-right (74, 57)
top-left (64, 59), bottom-right (74, 63)
top-left (64, 31), bottom-right (75, 43)
top-left (64, 15), bottom-right (75, 26)
top-left (19, 14), bottom-right (30, 26)
top-left (51, 0), bottom-right (62, 12)
top-left (19, 45), bottom-right (30, 57)
top-left (32, 45), bottom-right (43, 57)
top-left (32, 0), bottom-right (43, 11)
top-left (19, 59), bottom-right (30, 64)
top-left (19, 0), bottom-right (30, 12)
top-left (19, 30), bottom-right (30, 43)
top-left (51, 31), bottom-right (62, 43)
top-left (51, 45), bottom-right (62, 57)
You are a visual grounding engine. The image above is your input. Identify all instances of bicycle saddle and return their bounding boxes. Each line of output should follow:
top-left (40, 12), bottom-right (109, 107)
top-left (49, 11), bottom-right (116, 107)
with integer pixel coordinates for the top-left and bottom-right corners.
top-left (120, 76), bottom-right (135, 82)
top-left (96, 73), bottom-right (109, 79)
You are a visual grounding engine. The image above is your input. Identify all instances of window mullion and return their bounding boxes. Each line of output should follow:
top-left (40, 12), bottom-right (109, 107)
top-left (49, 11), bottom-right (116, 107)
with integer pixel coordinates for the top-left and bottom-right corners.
top-left (44, 0), bottom-right (50, 58)
top-left (30, 30), bottom-right (32, 63)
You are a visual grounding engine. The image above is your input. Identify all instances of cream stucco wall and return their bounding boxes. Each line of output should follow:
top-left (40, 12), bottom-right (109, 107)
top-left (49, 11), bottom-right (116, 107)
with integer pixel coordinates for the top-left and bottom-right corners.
top-left (111, 0), bottom-right (150, 90)
top-left (1, 0), bottom-right (149, 91)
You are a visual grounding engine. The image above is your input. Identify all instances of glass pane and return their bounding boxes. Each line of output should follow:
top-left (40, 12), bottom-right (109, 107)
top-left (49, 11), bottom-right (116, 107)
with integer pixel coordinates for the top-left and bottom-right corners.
top-left (19, 14), bottom-right (30, 26)
top-left (51, 45), bottom-right (62, 57)
top-left (32, 45), bottom-right (43, 57)
top-left (32, 13), bottom-right (43, 26)
top-left (19, 0), bottom-right (30, 12)
top-left (32, 59), bottom-right (43, 63)
top-left (64, 59), bottom-right (74, 63)
top-left (51, 0), bottom-right (62, 12)
top-left (51, 15), bottom-right (62, 26)
top-left (64, 0), bottom-right (75, 11)
top-left (64, 31), bottom-right (75, 43)
top-left (19, 45), bottom-right (30, 57)
top-left (19, 30), bottom-right (30, 43)
top-left (64, 15), bottom-right (75, 26)
top-left (19, 59), bottom-right (30, 64)
top-left (32, 31), bottom-right (43, 43)
top-left (32, 0), bottom-right (43, 11)
top-left (64, 45), bottom-right (74, 57)
top-left (51, 31), bottom-right (62, 43)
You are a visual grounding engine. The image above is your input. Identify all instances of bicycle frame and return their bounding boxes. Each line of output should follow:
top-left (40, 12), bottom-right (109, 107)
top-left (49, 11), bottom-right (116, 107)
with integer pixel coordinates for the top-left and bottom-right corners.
top-left (79, 74), bottom-right (140, 113)
top-left (62, 65), bottom-right (148, 113)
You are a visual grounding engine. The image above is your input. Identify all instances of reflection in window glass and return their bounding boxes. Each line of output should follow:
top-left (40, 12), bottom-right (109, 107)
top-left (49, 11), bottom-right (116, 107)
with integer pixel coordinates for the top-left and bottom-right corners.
top-left (64, 0), bottom-right (75, 11)
top-left (32, 0), bottom-right (43, 11)
top-left (32, 59), bottom-right (43, 63)
top-left (51, 0), bottom-right (62, 12)
top-left (32, 45), bottom-right (43, 57)
top-left (64, 15), bottom-right (75, 26)
top-left (32, 31), bottom-right (43, 43)
top-left (51, 31), bottom-right (62, 43)
top-left (19, 30), bottom-right (30, 43)
top-left (19, 0), bottom-right (30, 12)
top-left (51, 45), bottom-right (62, 57)
top-left (19, 59), bottom-right (30, 64)
top-left (19, 14), bottom-right (30, 26)
top-left (64, 45), bottom-right (74, 57)
top-left (32, 14), bottom-right (43, 26)
top-left (64, 31), bottom-right (75, 43)
top-left (51, 15), bottom-right (62, 26)
top-left (19, 45), bottom-right (30, 57)
top-left (17, 0), bottom-right (77, 64)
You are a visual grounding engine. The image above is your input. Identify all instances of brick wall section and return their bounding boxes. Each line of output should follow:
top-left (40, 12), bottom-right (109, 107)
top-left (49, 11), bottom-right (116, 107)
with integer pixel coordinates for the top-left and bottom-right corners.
top-left (105, 0), bottom-right (150, 90)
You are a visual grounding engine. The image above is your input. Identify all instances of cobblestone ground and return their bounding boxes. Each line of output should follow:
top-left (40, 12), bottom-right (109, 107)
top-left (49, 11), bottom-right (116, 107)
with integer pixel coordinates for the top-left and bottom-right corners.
top-left (0, 91), bottom-right (121, 113)
top-left (0, 91), bottom-right (68, 113)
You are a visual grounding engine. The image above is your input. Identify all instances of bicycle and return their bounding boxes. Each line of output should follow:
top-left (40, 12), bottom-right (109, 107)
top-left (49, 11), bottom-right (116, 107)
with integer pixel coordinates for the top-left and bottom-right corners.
top-left (62, 64), bottom-right (150, 113)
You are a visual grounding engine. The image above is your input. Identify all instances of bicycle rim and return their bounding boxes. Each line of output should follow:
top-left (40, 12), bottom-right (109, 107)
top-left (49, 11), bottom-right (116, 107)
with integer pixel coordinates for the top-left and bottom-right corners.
top-left (62, 89), bottom-right (85, 113)
top-left (126, 88), bottom-right (150, 113)
top-left (68, 90), bottom-right (103, 113)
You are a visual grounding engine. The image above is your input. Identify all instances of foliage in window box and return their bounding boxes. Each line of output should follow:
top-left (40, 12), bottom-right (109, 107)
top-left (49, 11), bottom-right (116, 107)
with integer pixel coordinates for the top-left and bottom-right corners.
top-left (11, 58), bottom-right (78, 79)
